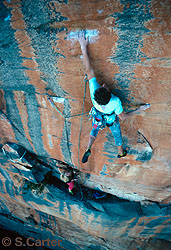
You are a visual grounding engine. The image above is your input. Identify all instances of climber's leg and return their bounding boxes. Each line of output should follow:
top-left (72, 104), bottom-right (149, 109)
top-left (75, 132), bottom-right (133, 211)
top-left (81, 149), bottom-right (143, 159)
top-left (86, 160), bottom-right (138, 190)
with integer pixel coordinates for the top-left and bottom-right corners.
top-left (117, 145), bottom-right (123, 155)
top-left (109, 118), bottom-right (127, 158)
top-left (88, 134), bottom-right (96, 149)
top-left (82, 127), bottom-right (99, 163)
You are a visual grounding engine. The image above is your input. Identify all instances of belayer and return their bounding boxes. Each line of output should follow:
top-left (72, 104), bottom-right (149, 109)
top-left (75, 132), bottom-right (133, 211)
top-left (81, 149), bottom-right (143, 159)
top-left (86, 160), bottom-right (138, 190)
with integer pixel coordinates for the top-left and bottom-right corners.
top-left (78, 31), bottom-right (150, 163)
top-left (59, 167), bottom-right (79, 194)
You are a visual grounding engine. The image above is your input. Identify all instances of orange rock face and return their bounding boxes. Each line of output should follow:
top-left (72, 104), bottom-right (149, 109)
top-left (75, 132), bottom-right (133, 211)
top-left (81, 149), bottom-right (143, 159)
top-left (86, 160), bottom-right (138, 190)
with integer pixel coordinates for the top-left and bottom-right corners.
top-left (0, 1), bottom-right (171, 248)
top-left (1, 0), bottom-right (170, 205)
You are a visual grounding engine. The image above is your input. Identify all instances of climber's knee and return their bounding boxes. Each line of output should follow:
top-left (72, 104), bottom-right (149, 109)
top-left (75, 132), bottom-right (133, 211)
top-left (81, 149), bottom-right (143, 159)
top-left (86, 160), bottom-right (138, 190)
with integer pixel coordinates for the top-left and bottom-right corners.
top-left (90, 128), bottom-right (99, 137)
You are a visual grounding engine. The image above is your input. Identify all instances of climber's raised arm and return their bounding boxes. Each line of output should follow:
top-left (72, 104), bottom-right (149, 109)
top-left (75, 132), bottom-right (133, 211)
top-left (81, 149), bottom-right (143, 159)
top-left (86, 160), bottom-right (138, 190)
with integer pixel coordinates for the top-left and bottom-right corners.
top-left (78, 31), bottom-right (95, 80)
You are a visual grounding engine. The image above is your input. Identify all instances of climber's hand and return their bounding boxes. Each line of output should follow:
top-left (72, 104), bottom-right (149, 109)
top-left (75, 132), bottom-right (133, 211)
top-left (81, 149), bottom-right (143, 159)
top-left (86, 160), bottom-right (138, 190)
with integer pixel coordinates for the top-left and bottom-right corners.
top-left (139, 103), bottom-right (151, 111)
top-left (78, 30), bottom-right (89, 49)
top-left (77, 30), bottom-right (94, 80)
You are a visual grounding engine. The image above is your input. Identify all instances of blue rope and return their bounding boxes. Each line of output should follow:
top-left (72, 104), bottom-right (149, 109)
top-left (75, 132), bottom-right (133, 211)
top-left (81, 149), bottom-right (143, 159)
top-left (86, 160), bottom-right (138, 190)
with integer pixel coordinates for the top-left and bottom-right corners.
top-left (78, 75), bottom-right (88, 167)
top-left (47, 75), bottom-right (88, 167)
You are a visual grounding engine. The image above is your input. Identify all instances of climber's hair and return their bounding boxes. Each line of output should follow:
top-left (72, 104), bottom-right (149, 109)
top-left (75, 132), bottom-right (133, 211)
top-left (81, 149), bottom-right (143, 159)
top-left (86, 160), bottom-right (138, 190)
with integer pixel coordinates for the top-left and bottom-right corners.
top-left (94, 87), bottom-right (111, 105)
top-left (60, 172), bottom-right (69, 183)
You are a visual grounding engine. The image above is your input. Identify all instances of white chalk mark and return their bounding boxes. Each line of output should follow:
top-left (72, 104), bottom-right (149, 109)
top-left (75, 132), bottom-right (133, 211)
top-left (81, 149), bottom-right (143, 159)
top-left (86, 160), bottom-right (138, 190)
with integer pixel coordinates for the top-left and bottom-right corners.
top-left (97, 9), bottom-right (104, 14)
top-left (67, 29), bottom-right (99, 44)
top-left (48, 134), bottom-right (53, 148)
top-left (51, 97), bottom-right (65, 104)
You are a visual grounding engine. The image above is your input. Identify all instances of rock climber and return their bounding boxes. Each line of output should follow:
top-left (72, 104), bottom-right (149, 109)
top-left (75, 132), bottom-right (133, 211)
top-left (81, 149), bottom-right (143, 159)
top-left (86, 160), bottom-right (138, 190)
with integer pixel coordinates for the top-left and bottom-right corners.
top-left (78, 30), bottom-right (150, 163)
top-left (59, 168), bottom-right (78, 194)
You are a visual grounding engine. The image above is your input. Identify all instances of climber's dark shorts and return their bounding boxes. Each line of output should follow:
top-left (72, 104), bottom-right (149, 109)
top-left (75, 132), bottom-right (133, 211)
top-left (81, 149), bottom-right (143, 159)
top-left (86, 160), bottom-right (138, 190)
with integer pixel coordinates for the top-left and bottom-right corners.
top-left (90, 116), bottom-right (123, 146)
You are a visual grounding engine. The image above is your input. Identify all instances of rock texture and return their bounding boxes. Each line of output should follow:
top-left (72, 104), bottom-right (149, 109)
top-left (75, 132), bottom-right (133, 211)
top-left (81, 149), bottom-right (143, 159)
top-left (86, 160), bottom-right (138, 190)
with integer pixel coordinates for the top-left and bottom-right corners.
top-left (0, 0), bottom-right (171, 249)
top-left (0, 144), bottom-right (171, 249)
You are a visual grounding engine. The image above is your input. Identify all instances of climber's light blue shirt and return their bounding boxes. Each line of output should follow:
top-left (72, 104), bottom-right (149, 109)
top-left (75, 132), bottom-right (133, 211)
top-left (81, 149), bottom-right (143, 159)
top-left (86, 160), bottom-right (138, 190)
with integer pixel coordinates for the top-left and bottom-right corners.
top-left (89, 77), bottom-right (123, 115)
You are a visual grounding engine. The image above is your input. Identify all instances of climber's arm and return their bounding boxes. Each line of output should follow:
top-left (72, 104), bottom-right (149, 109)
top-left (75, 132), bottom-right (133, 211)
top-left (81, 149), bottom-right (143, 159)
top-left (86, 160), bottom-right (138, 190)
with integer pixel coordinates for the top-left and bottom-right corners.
top-left (118, 110), bottom-right (140, 121)
top-left (118, 104), bottom-right (150, 121)
top-left (78, 31), bottom-right (95, 80)
top-left (81, 46), bottom-right (95, 80)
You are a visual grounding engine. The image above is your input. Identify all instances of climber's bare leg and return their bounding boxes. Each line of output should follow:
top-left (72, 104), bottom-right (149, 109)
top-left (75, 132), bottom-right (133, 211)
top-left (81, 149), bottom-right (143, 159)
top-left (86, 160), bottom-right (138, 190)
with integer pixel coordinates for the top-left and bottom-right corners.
top-left (88, 135), bottom-right (96, 149)
top-left (109, 121), bottom-right (127, 158)
top-left (117, 145), bottom-right (123, 155)
top-left (82, 135), bottom-right (96, 163)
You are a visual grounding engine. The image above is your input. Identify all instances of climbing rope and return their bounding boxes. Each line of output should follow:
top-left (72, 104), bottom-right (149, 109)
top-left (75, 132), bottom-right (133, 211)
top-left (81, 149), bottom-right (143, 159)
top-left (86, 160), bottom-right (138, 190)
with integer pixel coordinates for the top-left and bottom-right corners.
top-left (47, 95), bottom-right (65, 119)
top-left (47, 75), bottom-right (88, 167)
top-left (2, 147), bottom-right (32, 171)
top-left (77, 75), bottom-right (88, 167)
top-left (47, 93), bottom-right (73, 165)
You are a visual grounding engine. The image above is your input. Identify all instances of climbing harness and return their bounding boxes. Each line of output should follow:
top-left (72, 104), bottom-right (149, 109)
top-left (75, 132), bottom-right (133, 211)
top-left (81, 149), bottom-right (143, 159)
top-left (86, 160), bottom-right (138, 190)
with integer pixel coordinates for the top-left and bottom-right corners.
top-left (89, 107), bottom-right (106, 129)
top-left (89, 107), bottom-right (117, 130)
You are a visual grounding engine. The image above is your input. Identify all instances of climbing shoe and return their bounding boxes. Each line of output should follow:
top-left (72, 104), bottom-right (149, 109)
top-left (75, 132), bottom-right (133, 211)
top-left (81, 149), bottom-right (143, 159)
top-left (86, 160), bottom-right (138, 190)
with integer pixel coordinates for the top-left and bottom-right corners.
top-left (82, 149), bottom-right (91, 163)
top-left (117, 150), bottom-right (127, 158)
top-left (93, 191), bottom-right (107, 199)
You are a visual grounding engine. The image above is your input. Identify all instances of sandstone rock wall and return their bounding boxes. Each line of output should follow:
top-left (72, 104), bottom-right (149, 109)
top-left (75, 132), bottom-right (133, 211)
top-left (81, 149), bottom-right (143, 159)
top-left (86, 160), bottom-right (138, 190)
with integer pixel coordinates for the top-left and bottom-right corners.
top-left (0, 147), bottom-right (171, 249)
top-left (0, 0), bottom-right (171, 249)
top-left (1, 0), bottom-right (170, 203)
